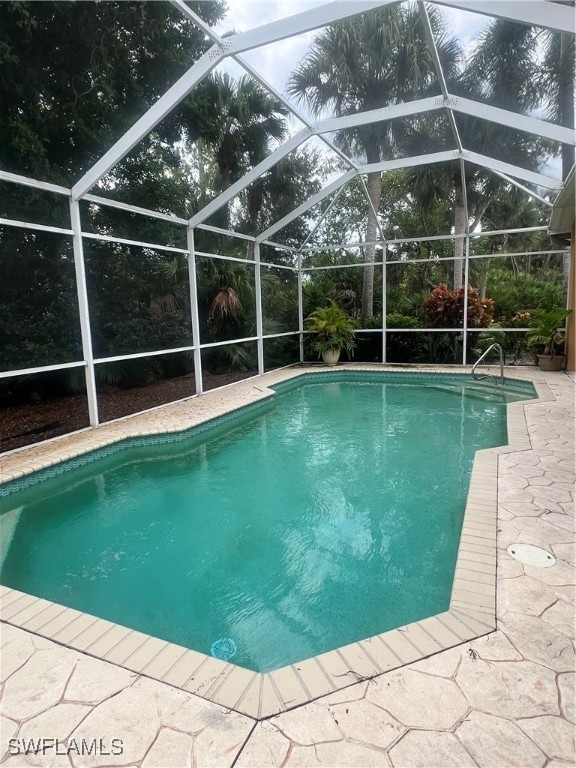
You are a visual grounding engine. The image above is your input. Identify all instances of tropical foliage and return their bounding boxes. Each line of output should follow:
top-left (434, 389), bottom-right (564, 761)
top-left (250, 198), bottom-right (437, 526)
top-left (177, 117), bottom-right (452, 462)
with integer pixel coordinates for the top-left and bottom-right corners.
top-left (527, 309), bottom-right (573, 357)
top-left (0, 0), bottom-right (322, 403)
top-left (306, 301), bottom-right (358, 357)
top-left (288, 4), bottom-right (461, 318)
top-left (0, 0), bottom-right (572, 411)
top-left (423, 285), bottom-right (495, 329)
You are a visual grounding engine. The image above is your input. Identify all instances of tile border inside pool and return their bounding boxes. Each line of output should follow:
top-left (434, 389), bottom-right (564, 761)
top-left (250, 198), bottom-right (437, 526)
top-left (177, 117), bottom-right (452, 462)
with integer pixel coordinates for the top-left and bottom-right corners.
top-left (0, 365), bottom-right (554, 720)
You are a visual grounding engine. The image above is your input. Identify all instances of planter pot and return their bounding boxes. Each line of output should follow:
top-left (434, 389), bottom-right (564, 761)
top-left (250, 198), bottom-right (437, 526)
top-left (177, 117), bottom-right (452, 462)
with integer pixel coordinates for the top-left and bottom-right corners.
top-left (537, 354), bottom-right (564, 371)
top-left (322, 349), bottom-right (341, 366)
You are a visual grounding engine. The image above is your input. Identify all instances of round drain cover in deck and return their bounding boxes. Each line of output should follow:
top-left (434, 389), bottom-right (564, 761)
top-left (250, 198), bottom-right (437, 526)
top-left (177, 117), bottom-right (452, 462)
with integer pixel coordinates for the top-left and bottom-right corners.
top-left (507, 543), bottom-right (556, 567)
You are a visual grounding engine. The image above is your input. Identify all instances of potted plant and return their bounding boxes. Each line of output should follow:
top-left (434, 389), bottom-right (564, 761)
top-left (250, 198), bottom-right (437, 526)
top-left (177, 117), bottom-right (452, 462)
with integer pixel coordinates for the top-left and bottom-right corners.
top-left (306, 300), bottom-right (357, 365)
top-left (527, 309), bottom-right (572, 371)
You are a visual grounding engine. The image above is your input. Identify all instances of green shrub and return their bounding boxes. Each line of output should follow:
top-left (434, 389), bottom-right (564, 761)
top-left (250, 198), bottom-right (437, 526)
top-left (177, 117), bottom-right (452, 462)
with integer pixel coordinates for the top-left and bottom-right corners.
top-left (487, 269), bottom-right (563, 321)
top-left (385, 313), bottom-right (421, 329)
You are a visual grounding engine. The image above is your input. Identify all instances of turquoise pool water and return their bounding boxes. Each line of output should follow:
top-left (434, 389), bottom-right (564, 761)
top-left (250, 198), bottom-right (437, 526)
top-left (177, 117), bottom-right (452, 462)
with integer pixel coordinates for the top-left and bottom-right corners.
top-left (0, 373), bottom-right (534, 672)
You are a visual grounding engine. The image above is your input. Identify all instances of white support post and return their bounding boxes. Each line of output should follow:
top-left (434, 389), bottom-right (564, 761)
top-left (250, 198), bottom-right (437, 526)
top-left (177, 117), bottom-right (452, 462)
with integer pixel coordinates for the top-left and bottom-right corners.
top-left (254, 242), bottom-right (265, 376)
top-left (69, 199), bottom-right (99, 426)
top-left (297, 252), bottom-right (304, 364)
top-left (462, 234), bottom-right (470, 367)
top-left (186, 227), bottom-right (204, 395)
top-left (459, 156), bottom-right (470, 365)
top-left (382, 245), bottom-right (387, 364)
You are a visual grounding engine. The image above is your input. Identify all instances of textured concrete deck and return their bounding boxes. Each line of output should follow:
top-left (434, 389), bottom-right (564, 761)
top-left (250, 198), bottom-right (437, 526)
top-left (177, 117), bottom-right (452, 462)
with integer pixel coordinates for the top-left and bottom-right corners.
top-left (0, 366), bottom-right (574, 767)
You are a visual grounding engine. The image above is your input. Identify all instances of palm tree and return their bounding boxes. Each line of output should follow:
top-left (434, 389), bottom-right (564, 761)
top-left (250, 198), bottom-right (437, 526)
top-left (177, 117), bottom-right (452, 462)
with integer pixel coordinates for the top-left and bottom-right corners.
top-left (287, 4), bottom-right (461, 318)
top-left (405, 109), bottom-right (551, 289)
top-left (185, 72), bottom-right (289, 233)
top-left (430, 10), bottom-right (575, 288)
top-left (549, 28), bottom-right (575, 179)
top-left (240, 148), bottom-right (322, 255)
top-left (465, 10), bottom-right (574, 180)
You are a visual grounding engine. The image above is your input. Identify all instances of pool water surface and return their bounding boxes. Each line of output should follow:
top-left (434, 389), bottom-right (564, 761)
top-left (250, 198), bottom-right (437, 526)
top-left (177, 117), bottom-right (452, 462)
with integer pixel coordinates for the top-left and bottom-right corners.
top-left (0, 374), bottom-right (534, 672)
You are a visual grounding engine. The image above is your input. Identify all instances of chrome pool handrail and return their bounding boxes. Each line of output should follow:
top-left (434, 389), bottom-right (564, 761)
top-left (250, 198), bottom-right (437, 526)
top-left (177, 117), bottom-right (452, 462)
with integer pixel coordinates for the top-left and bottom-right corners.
top-left (472, 343), bottom-right (504, 385)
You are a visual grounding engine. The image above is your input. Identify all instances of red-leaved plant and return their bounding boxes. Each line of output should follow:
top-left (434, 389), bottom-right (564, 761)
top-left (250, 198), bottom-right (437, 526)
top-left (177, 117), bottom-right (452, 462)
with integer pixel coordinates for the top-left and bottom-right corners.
top-left (423, 284), bottom-right (495, 328)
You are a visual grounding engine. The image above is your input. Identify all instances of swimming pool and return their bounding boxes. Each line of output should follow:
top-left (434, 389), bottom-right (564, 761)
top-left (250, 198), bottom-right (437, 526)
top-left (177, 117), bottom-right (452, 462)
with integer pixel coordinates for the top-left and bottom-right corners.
top-left (0, 371), bottom-right (535, 677)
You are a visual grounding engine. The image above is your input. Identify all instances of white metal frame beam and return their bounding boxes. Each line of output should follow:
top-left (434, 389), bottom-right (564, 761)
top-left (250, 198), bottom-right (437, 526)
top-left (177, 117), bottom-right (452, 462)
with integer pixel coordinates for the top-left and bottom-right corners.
top-left (257, 169), bottom-right (357, 242)
top-left (84, 194), bottom-right (188, 225)
top-left (452, 96), bottom-right (575, 146)
top-left (294, 182), bottom-right (350, 254)
top-left (357, 148), bottom-right (562, 189)
top-left (435, 0), bottom-right (576, 33)
top-left (73, 1), bottom-right (396, 201)
top-left (0, 218), bottom-right (73, 236)
top-left (0, 169), bottom-right (70, 196)
top-left (491, 170), bottom-right (554, 207)
top-left (419, 3), bottom-right (464, 153)
top-left (187, 91), bottom-right (570, 229)
top-left (338, 94), bottom-right (573, 146)
top-left (360, 150), bottom-right (458, 174)
top-left (188, 131), bottom-right (309, 227)
top-left (223, 1), bottom-right (394, 55)
top-left (299, 225), bottom-right (548, 251)
top-left (316, 96), bottom-right (440, 133)
top-left (464, 150), bottom-right (563, 189)
top-left (169, 0), bottom-right (358, 173)
top-left (72, 47), bottom-right (223, 200)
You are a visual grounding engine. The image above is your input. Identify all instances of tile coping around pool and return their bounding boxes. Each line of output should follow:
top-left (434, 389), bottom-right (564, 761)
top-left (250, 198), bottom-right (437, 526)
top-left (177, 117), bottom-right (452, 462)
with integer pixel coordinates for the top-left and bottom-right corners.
top-left (0, 364), bottom-right (554, 721)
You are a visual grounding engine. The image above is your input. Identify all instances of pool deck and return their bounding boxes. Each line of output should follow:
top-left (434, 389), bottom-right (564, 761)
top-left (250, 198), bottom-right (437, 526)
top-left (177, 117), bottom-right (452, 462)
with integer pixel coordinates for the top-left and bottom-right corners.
top-left (0, 365), bottom-right (574, 767)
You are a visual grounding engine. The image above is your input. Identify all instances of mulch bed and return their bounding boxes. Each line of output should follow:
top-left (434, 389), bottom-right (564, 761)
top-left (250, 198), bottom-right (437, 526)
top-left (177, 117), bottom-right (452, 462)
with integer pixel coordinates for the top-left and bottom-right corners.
top-left (0, 371), bottom-right (257, 454)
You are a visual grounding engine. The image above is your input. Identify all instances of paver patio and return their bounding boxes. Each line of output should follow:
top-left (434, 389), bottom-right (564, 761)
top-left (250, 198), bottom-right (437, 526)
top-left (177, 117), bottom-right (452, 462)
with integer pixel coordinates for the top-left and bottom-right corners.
top-left (0, 366), bottom-right (574, 767)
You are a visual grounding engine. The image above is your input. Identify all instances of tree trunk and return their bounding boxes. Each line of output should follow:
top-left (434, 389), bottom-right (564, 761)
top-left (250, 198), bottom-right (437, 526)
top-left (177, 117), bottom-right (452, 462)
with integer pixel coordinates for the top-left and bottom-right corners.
top-left (470, 199), bottom-right (491, 234)
top-left (479, 259), bottom-right (491, 300)
top-left (453, 178), bottom-right (466, 291)
top-left (362, 169), bottom-right (382, 319)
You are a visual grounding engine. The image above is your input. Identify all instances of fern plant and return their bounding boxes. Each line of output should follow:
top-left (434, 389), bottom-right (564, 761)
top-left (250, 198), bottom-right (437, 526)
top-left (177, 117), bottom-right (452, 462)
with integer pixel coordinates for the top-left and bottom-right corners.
top-left (306, 300), bottom-right (358, 357)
